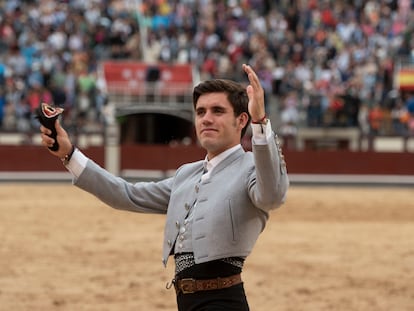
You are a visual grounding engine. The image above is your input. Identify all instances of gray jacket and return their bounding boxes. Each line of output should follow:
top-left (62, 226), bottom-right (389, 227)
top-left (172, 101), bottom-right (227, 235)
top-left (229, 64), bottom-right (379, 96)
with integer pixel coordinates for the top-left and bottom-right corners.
top-left (74, 134), bottom-right (289, 267)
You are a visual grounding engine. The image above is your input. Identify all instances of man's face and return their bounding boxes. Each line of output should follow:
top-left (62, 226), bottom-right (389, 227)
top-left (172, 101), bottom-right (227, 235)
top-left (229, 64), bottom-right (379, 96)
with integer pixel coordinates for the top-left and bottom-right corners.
top-left (195, 92), bottom-right (247, 159)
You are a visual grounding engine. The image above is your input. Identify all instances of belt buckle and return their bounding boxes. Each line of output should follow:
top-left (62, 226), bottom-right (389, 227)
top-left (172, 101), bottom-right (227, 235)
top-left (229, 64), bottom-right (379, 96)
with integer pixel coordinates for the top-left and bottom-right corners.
top-left (179, 278), bottom-right (196, 294)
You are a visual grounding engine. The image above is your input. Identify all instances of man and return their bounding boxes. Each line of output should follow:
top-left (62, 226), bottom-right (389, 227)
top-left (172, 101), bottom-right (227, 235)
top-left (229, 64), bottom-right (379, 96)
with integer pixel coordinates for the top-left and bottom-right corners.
top-left (40, 64), bottom-right (289, 310)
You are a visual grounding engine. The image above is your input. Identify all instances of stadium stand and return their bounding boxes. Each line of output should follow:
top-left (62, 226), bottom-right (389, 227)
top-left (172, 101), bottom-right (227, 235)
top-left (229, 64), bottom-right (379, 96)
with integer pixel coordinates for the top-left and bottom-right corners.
top-left (0, 0), bottom-right (414, 151)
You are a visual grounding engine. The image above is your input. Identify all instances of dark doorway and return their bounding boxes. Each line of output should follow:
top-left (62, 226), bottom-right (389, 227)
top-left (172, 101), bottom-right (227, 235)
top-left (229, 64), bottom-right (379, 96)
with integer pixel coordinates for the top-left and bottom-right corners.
top-left (120, 113), bottom-right (195, 145)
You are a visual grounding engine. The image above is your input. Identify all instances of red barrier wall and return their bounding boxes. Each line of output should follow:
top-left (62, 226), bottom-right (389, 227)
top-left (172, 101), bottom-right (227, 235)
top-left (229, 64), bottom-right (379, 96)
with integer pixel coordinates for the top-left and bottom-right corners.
top-left (2, 145), bottom-right (413, 176)
top-left (1, 146), bottom-right (104, 171)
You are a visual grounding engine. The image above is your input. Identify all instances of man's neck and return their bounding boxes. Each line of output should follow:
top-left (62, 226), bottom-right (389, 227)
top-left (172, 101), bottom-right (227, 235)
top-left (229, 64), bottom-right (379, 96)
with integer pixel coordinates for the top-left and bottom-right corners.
top-left (206, 144), bottom-right (242, 163)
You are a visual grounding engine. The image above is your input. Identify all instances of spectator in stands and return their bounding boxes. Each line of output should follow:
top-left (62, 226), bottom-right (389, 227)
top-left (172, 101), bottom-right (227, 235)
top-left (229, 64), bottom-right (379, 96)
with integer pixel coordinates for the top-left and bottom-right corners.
top-left (306, 92), bottom-right (324, 127)
top-left (368, 104), bottom-right (385, 136)
top-left (75, 65), bottom-right (97, 128)
top-left (279, 91), bottom-right (300, 150)
top-left (391, 99), bottom-right (409, 135)
top-left (406, 92), bottom-right (414, 134)
top-left (358, 103), bottom-right (371, 137)
top-left (27, 82), bottom-right (52, 114)
top-left (0, 61), bottom-right (5, 87)
top-left (406, 92), bottom-right (414, 116)
top-left (0, 87), bottom-right (5, 128)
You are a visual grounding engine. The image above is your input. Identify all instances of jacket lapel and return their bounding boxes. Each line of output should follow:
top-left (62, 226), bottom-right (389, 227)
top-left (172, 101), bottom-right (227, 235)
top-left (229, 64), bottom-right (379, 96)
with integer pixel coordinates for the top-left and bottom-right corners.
top-left (209, 148), bottom-right (245, 178)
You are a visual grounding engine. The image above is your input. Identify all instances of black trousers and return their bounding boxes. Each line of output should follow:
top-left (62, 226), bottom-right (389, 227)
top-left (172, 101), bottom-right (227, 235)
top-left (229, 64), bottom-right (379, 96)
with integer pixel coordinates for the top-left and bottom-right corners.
top-left (176, 283), bottom-right (250, 311)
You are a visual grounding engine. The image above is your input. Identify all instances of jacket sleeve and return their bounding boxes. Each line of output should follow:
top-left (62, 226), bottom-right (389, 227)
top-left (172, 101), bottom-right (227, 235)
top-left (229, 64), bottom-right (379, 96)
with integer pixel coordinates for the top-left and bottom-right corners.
top-left (74, 159), bottom-right (172, 214)
top-left (249, 128), bottom-right (289, 211)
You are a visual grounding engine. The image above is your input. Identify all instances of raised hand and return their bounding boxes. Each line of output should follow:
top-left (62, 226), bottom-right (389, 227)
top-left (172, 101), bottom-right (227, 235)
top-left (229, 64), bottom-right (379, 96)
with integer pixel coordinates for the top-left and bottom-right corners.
top-left (242, 64), bottom-right (266, 123)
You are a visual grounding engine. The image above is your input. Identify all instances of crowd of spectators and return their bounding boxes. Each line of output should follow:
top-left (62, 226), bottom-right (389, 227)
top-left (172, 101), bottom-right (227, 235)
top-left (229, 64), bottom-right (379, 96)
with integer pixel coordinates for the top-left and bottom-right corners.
top-left (1, 0), bottom-right (414, 142)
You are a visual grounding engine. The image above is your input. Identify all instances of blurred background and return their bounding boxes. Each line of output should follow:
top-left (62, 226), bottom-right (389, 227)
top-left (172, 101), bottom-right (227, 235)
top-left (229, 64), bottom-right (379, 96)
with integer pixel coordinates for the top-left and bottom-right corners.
top-left (0, 0), bottom-right (414, 183)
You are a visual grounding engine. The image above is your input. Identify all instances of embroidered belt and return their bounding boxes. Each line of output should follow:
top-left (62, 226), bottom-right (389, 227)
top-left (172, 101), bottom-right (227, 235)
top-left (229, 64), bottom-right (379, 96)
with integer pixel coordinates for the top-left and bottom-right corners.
top-left (173, 273), bottom-right (242, 294)
top-left (174, 252), bottom-right (244, 274)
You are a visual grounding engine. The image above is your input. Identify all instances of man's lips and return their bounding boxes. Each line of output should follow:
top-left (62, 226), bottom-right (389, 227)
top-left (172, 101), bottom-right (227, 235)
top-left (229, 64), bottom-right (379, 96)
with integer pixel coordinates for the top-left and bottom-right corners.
top-left (200, 128), bottom-right (217, 134)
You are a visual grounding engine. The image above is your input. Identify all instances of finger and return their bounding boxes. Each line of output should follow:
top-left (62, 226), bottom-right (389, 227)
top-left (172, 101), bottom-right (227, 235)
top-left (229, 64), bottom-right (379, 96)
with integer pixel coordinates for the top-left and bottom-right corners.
top-left (41, 138), bottom-right (54, 149)
top-left (55, 119), bottom-right (67, 137)
top-left (42, 141), bottom-right (54, 149)
top-left (246, 84), bottom-right (254, 100)
top-left (55, 119), bottom-right (61, 132)
top-left (40, 125), bottom-right (51, 135)
top-left (41, 133), bottom-right (55, 146)
top-left (243, 64), bottom-right (260, 88)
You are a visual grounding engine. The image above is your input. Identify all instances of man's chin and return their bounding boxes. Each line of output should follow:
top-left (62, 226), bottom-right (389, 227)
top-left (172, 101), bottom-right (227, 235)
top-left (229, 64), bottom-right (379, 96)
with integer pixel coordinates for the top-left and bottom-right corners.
top-left (199, 138), bottom-right (216, 151)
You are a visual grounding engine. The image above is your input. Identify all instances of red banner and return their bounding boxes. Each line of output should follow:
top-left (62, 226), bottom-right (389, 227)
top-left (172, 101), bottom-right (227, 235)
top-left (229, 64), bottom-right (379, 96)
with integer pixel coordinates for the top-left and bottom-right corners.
top-left (100, 61), bottom-right (193, 95)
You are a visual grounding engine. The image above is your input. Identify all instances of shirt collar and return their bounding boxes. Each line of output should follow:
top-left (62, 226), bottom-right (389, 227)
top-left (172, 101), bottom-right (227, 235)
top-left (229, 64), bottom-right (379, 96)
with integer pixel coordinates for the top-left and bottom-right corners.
top-left (203, 144), bottom-right (242, 173)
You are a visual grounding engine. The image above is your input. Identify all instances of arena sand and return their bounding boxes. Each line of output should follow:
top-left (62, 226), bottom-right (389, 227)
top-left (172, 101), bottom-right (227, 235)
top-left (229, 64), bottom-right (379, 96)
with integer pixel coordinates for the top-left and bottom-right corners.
top-left (0, 184), bottom-right (413, 311)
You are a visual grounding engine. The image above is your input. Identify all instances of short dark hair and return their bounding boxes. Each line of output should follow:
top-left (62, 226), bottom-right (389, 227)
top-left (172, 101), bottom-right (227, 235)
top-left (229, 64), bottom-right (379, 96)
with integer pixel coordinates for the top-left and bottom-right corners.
top-left (193, 79), bottom-right (251, 137)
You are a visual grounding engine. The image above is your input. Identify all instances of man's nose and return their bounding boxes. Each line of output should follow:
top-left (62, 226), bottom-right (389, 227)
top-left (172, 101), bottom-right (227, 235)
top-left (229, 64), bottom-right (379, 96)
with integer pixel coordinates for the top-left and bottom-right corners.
top-left (201, 111), bottom-right (213, 123)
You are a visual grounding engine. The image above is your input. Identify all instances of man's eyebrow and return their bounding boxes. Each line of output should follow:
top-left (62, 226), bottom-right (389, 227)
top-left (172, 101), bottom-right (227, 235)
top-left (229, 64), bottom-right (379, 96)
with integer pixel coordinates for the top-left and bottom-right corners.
top-left (210, 103), bottom-right (227, 109)
top-left (196, 103), bottom-right (227, 110)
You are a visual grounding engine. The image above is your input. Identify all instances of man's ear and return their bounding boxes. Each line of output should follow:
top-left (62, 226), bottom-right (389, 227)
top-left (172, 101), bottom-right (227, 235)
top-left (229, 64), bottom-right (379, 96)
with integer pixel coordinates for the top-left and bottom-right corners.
top-left (238, 112), bottom-right (249, 129)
